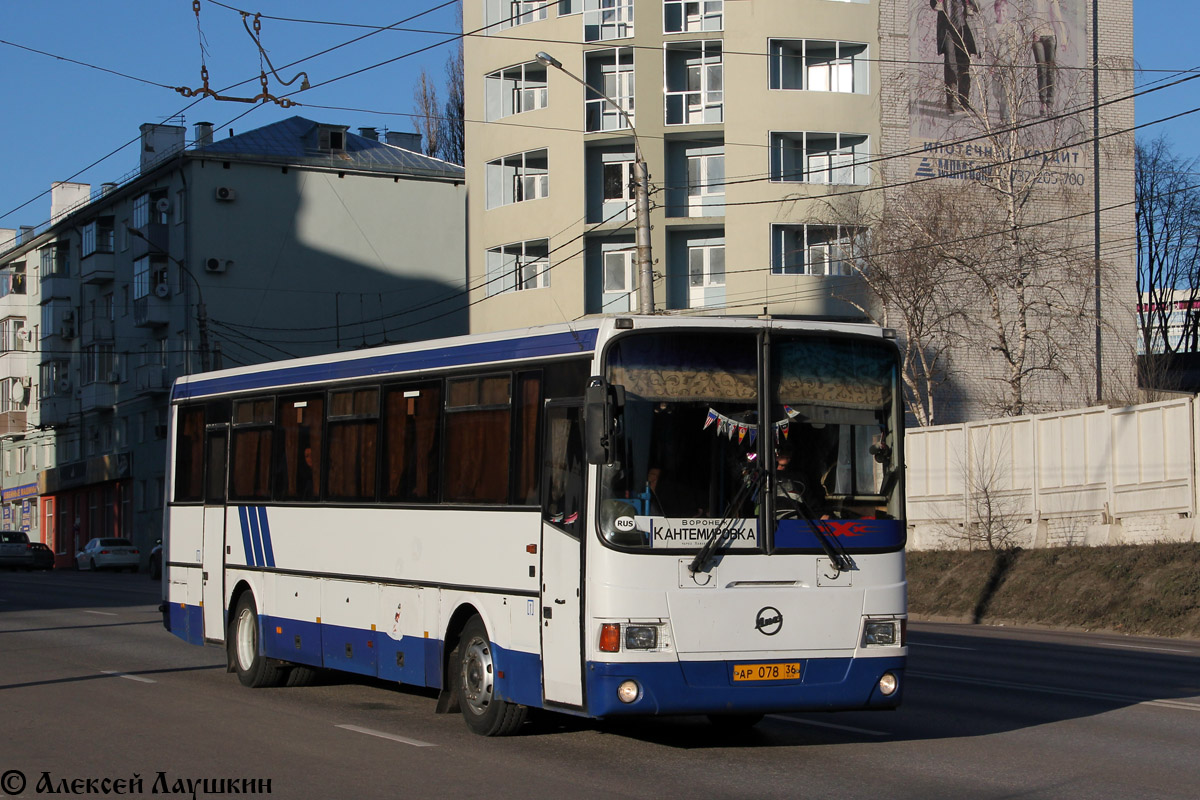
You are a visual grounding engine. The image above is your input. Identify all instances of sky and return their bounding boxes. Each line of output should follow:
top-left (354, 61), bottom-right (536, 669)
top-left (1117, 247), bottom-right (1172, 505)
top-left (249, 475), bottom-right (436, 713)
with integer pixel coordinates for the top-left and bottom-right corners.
top-left (0, 0), bottom-right (1196, 231)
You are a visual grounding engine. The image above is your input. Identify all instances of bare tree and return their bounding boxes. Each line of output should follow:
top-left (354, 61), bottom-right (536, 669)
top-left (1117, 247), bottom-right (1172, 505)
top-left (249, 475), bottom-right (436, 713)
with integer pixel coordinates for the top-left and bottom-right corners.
top-left (861, 1), bottom-right (1107, 420)
top-left (1136, 136), bottom-right (1200, 355)
top-left (441, 39), bottom-right (465, 165)
top-left (412, 69), bottom-right (442, 159)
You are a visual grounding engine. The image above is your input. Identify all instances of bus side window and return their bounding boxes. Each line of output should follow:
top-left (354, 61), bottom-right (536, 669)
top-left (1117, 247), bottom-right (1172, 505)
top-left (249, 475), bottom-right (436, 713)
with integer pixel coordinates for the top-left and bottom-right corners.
top-left (382, 382), bottom-right (442, 502)
top-left (513, 371), bottom-right (542, 505)
top-left (275, 394), bottom-right (325, 501)
top-left (542, 404), bottom-right (584, 536)
top-left (174, 406), bottom-right (206, 503)
top-left (327, 387), bottom-right (379, 502)
top-left (229, 398), bottom-right (274, 501)
top-left (444, 375), bottom-right (512, 504)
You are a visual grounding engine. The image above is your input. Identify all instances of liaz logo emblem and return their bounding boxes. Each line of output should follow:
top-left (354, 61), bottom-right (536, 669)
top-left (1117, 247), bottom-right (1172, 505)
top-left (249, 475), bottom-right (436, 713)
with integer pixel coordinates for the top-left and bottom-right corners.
top-left (755, 606), bottom-right (783, 636)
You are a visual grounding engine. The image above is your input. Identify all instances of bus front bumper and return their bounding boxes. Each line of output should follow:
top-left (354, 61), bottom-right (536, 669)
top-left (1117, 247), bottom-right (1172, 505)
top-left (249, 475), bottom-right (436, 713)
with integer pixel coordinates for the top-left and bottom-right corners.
top-left (585, 655), bottom-right (905, 718)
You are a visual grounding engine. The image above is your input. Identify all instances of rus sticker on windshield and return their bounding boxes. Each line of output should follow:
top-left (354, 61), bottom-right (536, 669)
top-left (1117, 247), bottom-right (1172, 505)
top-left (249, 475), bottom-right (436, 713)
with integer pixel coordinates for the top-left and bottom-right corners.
top-left (634, 517), bottom-right (759, 549)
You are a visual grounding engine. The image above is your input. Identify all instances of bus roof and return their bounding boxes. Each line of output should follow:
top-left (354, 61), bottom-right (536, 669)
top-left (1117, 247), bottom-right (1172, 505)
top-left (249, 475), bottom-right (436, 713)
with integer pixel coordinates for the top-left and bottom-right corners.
top-left (171, 315), bottom-right (888, 401)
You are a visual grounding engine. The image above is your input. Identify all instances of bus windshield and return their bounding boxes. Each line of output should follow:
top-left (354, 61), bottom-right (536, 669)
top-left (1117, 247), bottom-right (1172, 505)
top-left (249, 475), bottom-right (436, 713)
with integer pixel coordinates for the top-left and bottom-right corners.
top-left (596, 330), bottom-right (901, 551)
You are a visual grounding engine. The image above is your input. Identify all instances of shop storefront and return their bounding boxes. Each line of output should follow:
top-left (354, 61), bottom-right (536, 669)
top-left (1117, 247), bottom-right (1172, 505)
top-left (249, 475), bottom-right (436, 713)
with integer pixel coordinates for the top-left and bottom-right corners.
top-left (39, 452), bottom-right (133, 569)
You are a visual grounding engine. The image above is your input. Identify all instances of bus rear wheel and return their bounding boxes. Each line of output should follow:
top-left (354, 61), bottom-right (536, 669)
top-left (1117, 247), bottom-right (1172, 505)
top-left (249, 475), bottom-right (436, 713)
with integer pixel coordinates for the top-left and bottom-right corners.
top-left (457, 616), bottom-right (526, 736)
top-left (230, 593), bottom-right (284, 688)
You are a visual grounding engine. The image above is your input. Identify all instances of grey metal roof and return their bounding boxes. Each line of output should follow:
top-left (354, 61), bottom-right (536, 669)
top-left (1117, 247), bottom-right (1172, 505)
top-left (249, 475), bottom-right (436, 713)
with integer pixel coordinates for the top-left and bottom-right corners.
top-left (196, 116), bottom-right (463, 180)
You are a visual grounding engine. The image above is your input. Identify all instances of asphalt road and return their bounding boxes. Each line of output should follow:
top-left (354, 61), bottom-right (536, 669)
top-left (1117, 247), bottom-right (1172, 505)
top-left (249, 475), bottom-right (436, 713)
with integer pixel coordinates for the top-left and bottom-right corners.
top-left (1, 569), bottom-right (1197, 799)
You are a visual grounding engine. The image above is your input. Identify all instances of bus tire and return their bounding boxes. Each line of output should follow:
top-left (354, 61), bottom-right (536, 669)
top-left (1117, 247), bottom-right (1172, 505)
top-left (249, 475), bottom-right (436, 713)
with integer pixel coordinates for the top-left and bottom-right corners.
top-left (457, 616), bottom-right (526, 736)
top-left (285, 665), bottom-right (320, 687)
top-left (230, 593), bottom-right (284, 688)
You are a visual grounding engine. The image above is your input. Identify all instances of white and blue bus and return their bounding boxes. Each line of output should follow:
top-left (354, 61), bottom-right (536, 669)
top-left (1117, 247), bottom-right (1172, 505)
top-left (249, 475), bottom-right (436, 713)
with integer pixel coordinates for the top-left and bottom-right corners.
top-left (162, 315), bottom-right (906, 735)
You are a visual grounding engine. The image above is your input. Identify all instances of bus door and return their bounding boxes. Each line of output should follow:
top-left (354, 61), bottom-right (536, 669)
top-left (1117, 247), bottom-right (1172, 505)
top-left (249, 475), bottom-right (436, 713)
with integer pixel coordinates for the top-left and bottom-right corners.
top-left (540, 402), bottom-right (586, 708)
top-left (201, 424), bottom-right (229, 642)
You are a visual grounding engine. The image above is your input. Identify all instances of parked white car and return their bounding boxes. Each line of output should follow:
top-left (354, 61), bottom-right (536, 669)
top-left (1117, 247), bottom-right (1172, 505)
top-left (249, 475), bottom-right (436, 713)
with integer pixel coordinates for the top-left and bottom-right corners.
top-left (0, 530), bottom-right (34, 569)
top-left (75, 538), bottom-right (140, 572)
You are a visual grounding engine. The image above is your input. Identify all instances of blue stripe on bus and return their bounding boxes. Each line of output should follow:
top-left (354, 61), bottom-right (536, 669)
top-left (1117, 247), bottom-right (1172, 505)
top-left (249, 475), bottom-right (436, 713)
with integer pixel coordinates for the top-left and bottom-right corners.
top-left (237, 506), bottom-right (255, 567)
top-left (257, 507), bottom-right (276, 568)
top-left (774, 518), bottom-right (905, 551)
top-left (173, 328), bottom-right (599, 400)
top-left (246, 507), bottom-right (266, 568)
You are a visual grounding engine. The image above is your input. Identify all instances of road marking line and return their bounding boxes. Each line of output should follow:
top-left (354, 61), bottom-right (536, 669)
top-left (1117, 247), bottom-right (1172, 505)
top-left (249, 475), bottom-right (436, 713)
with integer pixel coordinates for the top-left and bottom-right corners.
top-left (335, 724), bottom-right (437, 748)
top-left (101, 670), bottom-right (156, 684)
top-left (910, 643), bottom-right (976, 651)
top-left (84, 610), bottom-right (118, 616)
top-left (911, 671), bottom-right (1200, 711)
top-left (1102, 643), bottom-right (1193, 654)
top-left (766, 715), bottom-right (888, 736)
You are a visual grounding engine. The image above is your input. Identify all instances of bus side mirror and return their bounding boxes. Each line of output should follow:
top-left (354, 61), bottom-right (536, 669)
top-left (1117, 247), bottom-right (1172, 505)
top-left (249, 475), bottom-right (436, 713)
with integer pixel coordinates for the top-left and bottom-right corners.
top-left (585, 377), bottom-right (624, 465)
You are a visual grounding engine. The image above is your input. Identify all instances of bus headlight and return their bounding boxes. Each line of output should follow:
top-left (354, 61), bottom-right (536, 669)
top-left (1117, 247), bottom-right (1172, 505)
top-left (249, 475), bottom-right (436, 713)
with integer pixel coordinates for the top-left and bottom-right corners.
top-left (624, 625), bottom-right (658, 650)
top-left (862, 619), bottom-right (900, 647)
top-left (878, 671), bottom-right (899, 696)
top-left (617, 680), bottom-right (640, 704)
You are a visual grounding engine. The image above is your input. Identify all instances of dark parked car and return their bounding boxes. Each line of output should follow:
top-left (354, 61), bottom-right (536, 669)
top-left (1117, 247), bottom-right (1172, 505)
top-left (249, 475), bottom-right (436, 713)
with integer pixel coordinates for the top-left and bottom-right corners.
top-left (0, 530), bottom-right (34, 569)
top-left (29, 542), bottom-right (54, 570)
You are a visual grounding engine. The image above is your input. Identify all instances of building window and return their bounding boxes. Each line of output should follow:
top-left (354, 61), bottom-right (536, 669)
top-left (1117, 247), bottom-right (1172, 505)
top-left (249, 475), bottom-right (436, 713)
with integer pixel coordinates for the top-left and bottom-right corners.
top-left (585, 48), bottom-right (635, 132)
top-left (665, 40), bottom-right (722, 125)
top-left (769, 39), bottom-right (868, 94)
top-left (687, 244), bottom-right (725, 308)
top-left (82, 217), bottom-right (115, 258)
top-left (769, 132), bottom-right (870, 185)
top-left (772, 224), bottom-right (861, 276)
top-left (512, 0), bottom-right (549, 26)
top-left (664, 0), bottom-right (722, 34)
top-left (485, 62), bottom-right (548, 121)
top-left (686, 150), bottom-right (725, 216)
top-left (584, 0), bottom-right (634, 42)
top-left (39, 361), bottom-right (70, 399)
top-left (132, 194), bottom-right (150, 230)
top-left (175, 190), bottom-right (186, 225)
top-left (0, 318), bottom-right (25, 352)
top-left (83, 344), bottom-right (116, 385)
top-left (602, 156), bottom-right (637, 220)
top-left (486, 149), bottom-right (549, 209)
top-left (602, 247), bottom-right (637, 312)
top-left (40, 242), bottom-right (70, 276)
top-left (318, 125), bottom-right (348, 152)
top-left (132, 255), bottom-right (168, 300)
top-left (486, 239), bottom-right (550, 296)
top-left (0, 262), bottom-right (26, 297)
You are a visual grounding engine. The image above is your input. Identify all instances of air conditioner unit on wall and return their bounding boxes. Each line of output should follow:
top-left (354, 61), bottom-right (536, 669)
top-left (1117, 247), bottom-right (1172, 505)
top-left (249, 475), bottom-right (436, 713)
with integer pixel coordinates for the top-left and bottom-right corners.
top-left (107, 371), bottom-right (121, 384)
top-left (205, 257), bottom-right (226, 273)
top-left (215, 186), bottom-right (236, 202)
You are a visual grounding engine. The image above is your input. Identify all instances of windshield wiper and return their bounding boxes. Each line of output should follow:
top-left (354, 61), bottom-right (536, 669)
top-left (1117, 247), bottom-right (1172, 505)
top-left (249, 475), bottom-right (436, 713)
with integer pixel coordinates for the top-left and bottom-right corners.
top-left (688, 465), bottom-right (764, 575)
top-left (775, 483), bottom-right (855, 574)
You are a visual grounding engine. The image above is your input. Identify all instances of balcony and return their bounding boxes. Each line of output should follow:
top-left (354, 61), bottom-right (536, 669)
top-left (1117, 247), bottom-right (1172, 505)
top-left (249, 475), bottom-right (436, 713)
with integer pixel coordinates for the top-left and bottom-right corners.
top-left (133, 294), bottom-right (170, 328)
top-left (39, 395), bottom-right (73, 427)
top-left (134, 363), bottom-right (168, 395)
top-left (39, 273), bottom-right (75, 304)
top-left (82, 317), bottom-right (114, 343)
top-left (131, 222), bottom-right (169, 260)
top-left (0, 409), bottom-right (27, 437)
top-left (80, 380), bottom-right (116, 412)
top-left (81, 251), bottom-right (115, 284)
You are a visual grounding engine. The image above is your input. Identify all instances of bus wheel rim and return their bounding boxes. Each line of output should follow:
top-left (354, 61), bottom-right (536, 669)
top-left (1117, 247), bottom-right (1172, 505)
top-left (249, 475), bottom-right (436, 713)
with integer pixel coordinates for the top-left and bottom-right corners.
top-left (236, 607), bottom-right (256, 671)
top-left (461, 635), bottom-right (493, 715)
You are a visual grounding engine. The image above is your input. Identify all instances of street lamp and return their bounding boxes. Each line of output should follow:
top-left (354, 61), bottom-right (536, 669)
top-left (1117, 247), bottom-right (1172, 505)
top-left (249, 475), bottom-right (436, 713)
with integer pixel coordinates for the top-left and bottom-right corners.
top-left (126, 226), bottom-right (211, 372)
top-left (536, 51), bottom-right (654, 314)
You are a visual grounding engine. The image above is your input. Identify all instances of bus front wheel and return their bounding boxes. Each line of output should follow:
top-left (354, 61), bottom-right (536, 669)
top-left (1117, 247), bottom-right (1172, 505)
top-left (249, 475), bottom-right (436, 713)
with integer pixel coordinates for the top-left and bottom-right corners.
top-left (457, 616), bottom-right (527, 736)
top-left (230, 593), bottom-right (284, 688)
